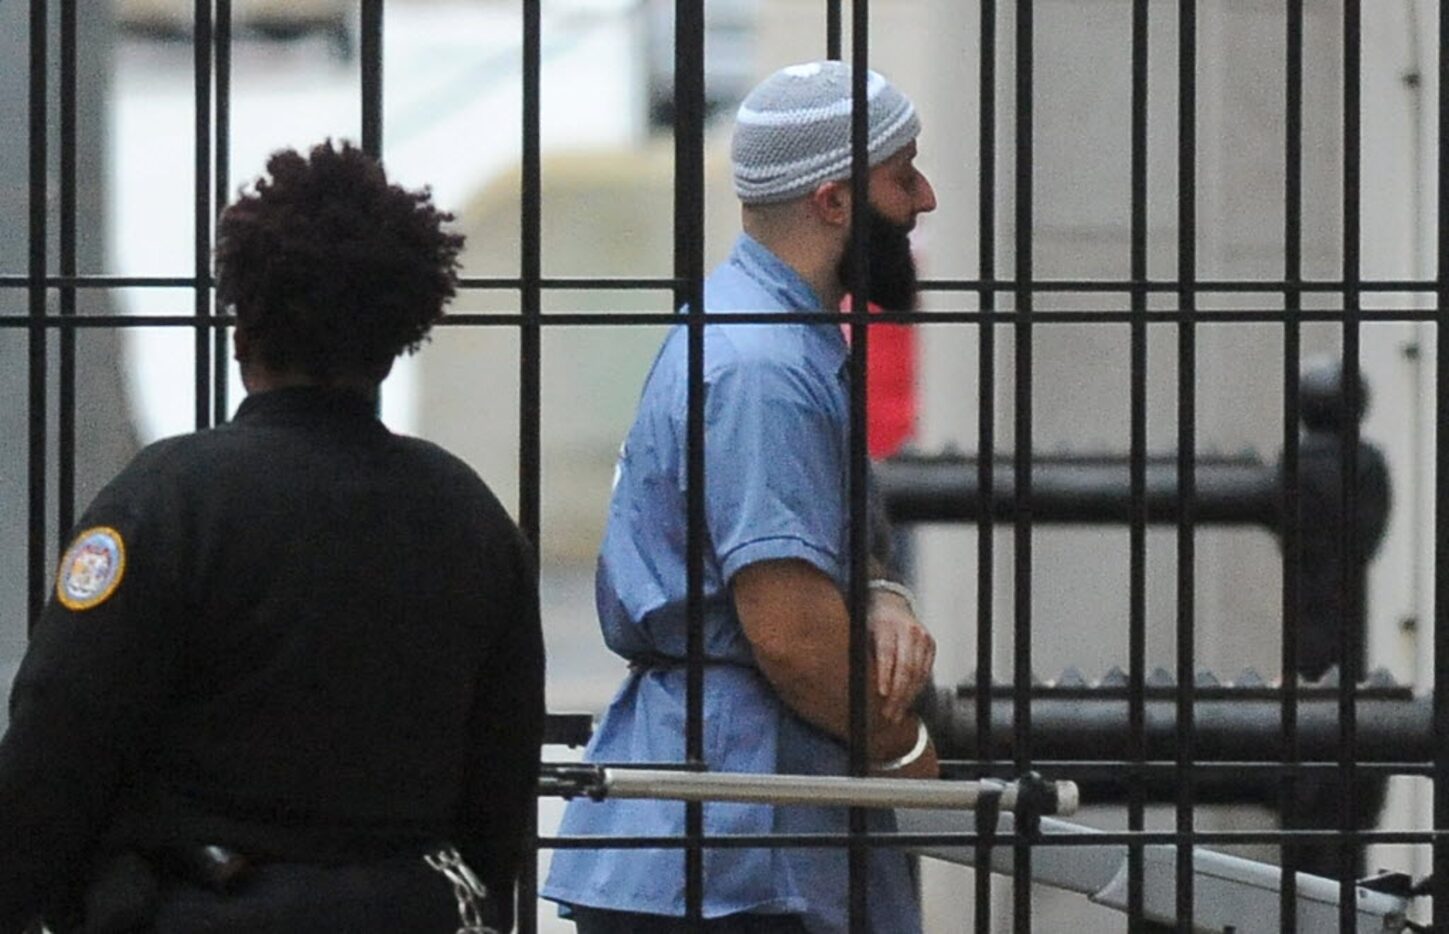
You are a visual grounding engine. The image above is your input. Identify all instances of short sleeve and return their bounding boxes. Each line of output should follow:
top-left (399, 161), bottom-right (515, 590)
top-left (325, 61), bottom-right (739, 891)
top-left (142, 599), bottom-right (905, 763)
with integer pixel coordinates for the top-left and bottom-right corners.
top-left (701, 352), bottom-right (846, 585)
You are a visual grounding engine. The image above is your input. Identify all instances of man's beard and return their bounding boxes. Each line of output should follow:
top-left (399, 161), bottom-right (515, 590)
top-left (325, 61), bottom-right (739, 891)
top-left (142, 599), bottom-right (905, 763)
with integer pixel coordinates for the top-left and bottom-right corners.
top-left (837, 206), bottom-right (919, 312)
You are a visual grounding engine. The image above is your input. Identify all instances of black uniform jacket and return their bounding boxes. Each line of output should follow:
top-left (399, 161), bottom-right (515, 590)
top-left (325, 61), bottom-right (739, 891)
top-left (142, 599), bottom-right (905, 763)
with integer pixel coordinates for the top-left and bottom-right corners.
top-left (0, 387), bottom-right (545, 932)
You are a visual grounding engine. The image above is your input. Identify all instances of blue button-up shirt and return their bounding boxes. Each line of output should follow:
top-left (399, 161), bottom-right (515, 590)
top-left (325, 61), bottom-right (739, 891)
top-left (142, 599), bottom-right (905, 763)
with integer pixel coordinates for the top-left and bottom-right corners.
top-left (542, 234), bottom-right (920, 933)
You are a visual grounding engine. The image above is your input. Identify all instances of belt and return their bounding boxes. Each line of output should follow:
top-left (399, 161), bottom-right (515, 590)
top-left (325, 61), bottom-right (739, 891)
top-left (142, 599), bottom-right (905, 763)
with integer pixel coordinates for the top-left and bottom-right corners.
top-left (156, 841), bottom-right (456, 893)
top-left (132, 844), bottom-right (498, 934)
top-left (159, 844), bottom-right (251, 893)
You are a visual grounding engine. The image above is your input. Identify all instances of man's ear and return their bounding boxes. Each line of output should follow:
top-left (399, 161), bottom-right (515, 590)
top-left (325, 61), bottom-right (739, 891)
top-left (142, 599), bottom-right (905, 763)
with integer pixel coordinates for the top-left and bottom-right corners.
top-left (808, 180), bottom-right (852, 228)
top-left (233, 326), bottom-right (250, 363)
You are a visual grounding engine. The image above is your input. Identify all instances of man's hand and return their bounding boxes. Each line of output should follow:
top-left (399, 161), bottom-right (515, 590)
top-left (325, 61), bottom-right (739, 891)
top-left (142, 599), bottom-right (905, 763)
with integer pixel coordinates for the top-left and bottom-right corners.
top-left (733, 559), bottom-right (938, 775)
top-left (868, 587), bottom-right (935, 725)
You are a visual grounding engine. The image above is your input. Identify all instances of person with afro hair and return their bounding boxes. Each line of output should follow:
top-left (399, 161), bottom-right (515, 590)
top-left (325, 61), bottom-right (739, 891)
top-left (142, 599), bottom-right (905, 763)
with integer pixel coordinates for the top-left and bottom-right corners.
top-left (0, 141), bottom-right (544, 934)
top-left (217, 139), bottom-right (464, 388)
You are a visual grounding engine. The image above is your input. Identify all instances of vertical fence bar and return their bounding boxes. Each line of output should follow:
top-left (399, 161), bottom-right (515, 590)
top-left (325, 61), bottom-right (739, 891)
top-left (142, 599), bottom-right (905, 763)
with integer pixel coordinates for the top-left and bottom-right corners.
top-left (1012, 0), bottom-right (1034, 929)
top-left (515, 2), bottom-right (543, 931)
top-left (27, 0), bottom-right (49, 631)
top-left (827, 0), bottom-right (842, 61)
top-left (1339, 1), bottom-right (1362, 926)
top-left (674, 0), bottom-right (707, 924)
top-left (1174, 0), bottom-right (1197, 928)
top-left (361, 0), bottom-right (383, 160)
top-left (1127, 0), bottom-right (1149, 929)
top-left (1279, 0), bottom-right (1304, 928)
top-left (974, 0), bottom-right (997, 929)
top-left (192, 0), bottom-right (212, 431)
top-left (1436, 2), bottom-right (1449, 921)
top-left (517, 0), bottom-right (543, 713)
top-left (57, 0), bottom-right (76, 537)
top-left (213, 0), bottom-right (231, 423)
top-left (846, 3), bottom-right (872, 931)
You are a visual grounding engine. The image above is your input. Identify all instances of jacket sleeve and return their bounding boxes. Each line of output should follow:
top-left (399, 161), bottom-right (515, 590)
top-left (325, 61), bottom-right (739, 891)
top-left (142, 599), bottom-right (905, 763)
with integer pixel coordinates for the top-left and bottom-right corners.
top-left (0, 475), bottom-right (183, 933)
top-left (459, 530), bottom-right (545, 933)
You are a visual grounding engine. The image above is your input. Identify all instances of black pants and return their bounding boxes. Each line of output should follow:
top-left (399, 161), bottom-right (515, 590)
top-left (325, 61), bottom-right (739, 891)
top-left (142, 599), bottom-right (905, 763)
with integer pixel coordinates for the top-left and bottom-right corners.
top-left (569, 904), bottom-right (809, 934)
top-left (148, 858), bottom-right (466, 933)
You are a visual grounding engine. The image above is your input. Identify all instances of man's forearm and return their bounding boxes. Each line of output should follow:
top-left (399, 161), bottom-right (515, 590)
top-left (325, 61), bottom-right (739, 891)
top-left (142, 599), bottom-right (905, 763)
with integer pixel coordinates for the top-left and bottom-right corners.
top-left (758, 648), bottom-right (924, 760)
top-left (734, 560), bottom-right (928, 762)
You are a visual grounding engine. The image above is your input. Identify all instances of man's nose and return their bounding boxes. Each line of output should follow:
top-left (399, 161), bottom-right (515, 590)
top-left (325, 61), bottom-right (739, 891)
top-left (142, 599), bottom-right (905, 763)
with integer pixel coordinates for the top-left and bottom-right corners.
top-left (915, 175), bottom-right (938, 215)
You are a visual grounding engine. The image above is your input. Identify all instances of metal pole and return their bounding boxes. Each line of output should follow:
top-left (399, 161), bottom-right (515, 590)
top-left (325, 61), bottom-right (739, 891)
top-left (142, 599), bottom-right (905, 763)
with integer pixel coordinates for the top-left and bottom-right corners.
top-left (1175, 2), bottom-right (1199, 926)
top-left (514, 0), bottom-right (542, 930)
top-left (192, 0), bottom-right (212, 430)
top-left (212, 0), bottom-right (231, 423)
top-left (1012, 0), bottom-right (1035, 926)
top-left (847, 2), bottom-right (872, 930)
top-left (976, 1), bottom-right (998, 925)
top-left (360, 0), bottom-right (383, 159)
top-left (599, 770), bottom-right (1080, 815)
top-left (673, 0), bottom-right (707, 922)
top-left (27, 0), bottom-right (50, 633)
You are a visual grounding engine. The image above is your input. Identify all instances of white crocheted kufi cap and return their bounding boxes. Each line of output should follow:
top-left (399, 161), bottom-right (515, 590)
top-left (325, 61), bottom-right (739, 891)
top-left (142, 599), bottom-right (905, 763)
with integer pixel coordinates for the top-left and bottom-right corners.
top-left (731, 60), bottom-right (920, 205)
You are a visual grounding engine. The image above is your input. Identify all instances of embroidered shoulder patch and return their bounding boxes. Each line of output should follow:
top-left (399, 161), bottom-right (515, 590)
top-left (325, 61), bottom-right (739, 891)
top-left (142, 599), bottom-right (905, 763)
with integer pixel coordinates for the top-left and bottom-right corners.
top-left (56, 526), bottom-right (127, 611)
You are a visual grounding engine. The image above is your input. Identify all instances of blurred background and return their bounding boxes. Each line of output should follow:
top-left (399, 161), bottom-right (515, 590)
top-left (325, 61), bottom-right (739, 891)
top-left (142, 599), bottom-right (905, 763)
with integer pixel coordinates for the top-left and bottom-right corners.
top-left (0, 0), bottom-right (1441, 929)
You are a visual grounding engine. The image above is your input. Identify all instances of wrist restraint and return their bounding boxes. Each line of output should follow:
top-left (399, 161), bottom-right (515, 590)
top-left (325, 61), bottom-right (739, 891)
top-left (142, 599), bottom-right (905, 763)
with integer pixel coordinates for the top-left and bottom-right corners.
top-left (867, 578), bottom-right (919, 618)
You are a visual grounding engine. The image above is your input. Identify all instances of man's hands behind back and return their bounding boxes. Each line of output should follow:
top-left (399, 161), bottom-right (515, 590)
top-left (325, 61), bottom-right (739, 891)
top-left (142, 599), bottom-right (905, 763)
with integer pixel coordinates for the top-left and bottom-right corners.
top-left (733, 559), bottom-right (938, 777)
top-left (867, 586), bottom-right (935, 725)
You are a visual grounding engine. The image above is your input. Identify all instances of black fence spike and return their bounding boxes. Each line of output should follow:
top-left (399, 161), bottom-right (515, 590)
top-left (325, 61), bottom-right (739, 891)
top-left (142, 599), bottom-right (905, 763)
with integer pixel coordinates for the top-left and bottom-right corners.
top-left (1147, 667), bottom-right (1175, 687)
top-left (1056, 666), bottom-right (1087, 688)
top-left (1235, 667), bottom-right (1266, 687)
top-left (1366, 666), bottom-right (1398, 688)
top-left (1100, 666), bottom-right (1129, 688)
top-left (946, 662), bottom-right (1412, 697)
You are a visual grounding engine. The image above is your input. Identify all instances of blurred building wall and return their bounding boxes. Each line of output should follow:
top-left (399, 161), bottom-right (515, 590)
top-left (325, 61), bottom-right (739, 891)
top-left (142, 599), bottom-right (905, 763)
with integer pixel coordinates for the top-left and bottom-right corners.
top-left (885, 0), bottom-right (1425, 928)
top-left (425, 136), bottom-right (745, 564)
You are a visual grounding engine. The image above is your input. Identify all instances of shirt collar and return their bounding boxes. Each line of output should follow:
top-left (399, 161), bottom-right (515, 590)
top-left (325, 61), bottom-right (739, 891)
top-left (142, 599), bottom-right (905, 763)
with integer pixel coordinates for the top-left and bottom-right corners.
top-left (727, 233), bottom-right (848, 372)
top-left (730, 232), bottom-right (825, 312)
top-left (233, 386), bottom-right (381, 425)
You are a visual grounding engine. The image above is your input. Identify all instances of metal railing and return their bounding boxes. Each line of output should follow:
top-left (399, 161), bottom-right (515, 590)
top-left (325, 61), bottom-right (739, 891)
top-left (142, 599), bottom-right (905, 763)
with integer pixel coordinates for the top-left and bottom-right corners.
top-left (7, 1), bottom-right (1448, 932)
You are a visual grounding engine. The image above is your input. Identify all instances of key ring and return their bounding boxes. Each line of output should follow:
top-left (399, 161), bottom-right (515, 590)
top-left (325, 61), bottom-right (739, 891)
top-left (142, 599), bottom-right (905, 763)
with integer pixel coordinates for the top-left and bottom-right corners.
top-left (424, 847), bottom-right (498, 934)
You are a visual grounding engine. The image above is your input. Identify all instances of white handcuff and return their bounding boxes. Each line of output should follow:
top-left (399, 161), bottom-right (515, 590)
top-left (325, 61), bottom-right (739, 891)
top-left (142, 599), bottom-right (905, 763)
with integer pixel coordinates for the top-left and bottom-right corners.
top-left (867, 578), bottom-right (919, 619)
top-left (867, 578), bottom-right (929, 772)
top-left (875, 719), bottom-right (931, 772)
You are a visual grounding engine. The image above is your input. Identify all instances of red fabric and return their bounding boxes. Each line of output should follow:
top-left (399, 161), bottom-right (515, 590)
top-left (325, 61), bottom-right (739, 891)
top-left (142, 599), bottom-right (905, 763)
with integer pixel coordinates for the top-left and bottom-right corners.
top-left (842, 302), bottom-right (918, 459)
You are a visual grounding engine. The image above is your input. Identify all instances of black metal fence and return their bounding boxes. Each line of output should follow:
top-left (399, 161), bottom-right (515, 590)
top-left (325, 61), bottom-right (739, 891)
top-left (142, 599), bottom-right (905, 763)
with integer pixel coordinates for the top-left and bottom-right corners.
top-left (5, 1), bottom-right (1447, 932)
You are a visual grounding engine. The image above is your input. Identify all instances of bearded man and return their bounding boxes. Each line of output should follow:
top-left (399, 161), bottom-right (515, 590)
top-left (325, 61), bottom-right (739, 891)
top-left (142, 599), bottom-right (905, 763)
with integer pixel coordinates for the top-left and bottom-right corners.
top-left (543, 61), bottom-right (939, 934)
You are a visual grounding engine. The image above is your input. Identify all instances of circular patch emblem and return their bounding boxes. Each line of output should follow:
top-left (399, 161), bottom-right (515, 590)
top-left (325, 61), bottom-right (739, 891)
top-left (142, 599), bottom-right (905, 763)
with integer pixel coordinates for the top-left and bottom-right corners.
top-left (56, 526), bottom-right (126, 611)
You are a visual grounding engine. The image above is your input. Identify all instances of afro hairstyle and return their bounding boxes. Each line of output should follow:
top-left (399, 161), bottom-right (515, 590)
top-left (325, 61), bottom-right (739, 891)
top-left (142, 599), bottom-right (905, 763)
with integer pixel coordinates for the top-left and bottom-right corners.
top-left (216, 140), bottom-right (464, 381)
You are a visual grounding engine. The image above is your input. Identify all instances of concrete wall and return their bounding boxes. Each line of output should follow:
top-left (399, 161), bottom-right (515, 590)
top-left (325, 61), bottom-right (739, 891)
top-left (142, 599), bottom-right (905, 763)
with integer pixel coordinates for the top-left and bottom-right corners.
top-left (877, 0), bottom-right (1426, 927)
